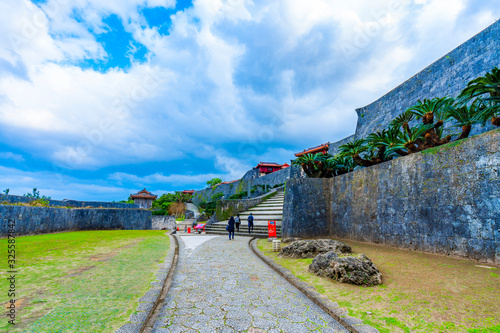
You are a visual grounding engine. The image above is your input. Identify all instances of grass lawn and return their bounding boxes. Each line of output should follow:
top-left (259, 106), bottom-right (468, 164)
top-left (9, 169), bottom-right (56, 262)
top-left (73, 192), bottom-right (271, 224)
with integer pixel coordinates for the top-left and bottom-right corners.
top-left (257, 239), bottom-right (500, 333)
top-left (1, 230), bottom-right (170, 332)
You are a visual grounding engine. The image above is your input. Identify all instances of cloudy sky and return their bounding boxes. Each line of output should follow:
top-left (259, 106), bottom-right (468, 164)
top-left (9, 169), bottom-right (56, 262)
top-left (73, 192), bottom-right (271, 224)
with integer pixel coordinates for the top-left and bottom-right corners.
top-left (0, 0), bottom-right (498, 201)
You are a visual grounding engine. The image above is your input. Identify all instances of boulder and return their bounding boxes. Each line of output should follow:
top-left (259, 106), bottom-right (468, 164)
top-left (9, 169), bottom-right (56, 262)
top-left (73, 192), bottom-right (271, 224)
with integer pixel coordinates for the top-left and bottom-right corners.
top-left (279, 239), bottom-right (352, 259)
top-left (282, 237), bottom-right (301, 243)
top-left (309, 251), bottom-right (382, 286)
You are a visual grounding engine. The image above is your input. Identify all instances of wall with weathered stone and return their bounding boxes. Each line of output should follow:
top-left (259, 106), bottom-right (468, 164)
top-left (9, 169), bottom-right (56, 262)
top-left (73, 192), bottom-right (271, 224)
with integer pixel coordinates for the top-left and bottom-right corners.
top-left (192, 167), bottom-right (290, 205)
top-left (283, 129), bottom-right (500, 264)
top-left (215, 188), bottom-right (284, 222)
top-left (151, 215), bottom-right (176, 230)
top-left (0, 194), bottom-right (139, 209)
top-left (0, 206), bottom-right (151, 237)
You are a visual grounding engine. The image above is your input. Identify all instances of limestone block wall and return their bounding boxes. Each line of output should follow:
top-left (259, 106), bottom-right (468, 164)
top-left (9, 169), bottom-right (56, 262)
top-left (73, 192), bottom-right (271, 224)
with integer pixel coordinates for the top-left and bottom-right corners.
top-left (151, 215), bottom-right (176, 230)
top-left (283, 129), bottom-right (500, 264)
top-left (0, 206), bottom-right (151, 237)
top-left (215, 188), bottom-right (284, 222)
top-left (192, 167), bottom-right (290, 205)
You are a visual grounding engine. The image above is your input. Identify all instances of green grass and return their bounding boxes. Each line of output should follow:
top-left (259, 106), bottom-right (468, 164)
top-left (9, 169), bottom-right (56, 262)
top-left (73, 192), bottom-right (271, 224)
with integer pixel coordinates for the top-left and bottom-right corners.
top-left (1, 230), bottom-right (170, 332)
top-left (258, 239), bottom-right (500, 333)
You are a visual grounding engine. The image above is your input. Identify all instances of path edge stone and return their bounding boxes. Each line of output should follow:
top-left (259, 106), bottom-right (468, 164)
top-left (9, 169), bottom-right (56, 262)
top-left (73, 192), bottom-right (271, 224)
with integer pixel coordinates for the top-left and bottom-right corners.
top-left (140, 231), bottom-right (180, 333)
top-left (249, 238), bottom-right (380, 333)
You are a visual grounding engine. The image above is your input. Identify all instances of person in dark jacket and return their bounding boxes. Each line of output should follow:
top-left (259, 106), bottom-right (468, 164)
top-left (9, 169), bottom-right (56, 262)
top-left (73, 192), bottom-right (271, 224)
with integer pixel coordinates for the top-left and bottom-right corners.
top-left (235, 214), bottom-right (241, 232)
top-left (247, 213), bottom-right (254, 234)
top-left (227, 216), bottom-right (235, 240)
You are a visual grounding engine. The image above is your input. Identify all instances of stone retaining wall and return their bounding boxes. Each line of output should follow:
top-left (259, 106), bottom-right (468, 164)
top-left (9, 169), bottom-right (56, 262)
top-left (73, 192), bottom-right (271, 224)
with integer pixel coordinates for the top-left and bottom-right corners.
top-left (0, 206), bottom-right (151, 237)
top-left (215, 188), bottom-right (284, 222)
top-left (283, 129), bottom-right (500, 265)
top-left (152, 215), bottom-right (176, 230)
top-left (193, 167), bottom-right (290, 205)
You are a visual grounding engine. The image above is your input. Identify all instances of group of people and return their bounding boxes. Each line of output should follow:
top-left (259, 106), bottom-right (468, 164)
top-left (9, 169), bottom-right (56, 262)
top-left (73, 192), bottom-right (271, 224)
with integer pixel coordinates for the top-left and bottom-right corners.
top-left (227, 213), bottom-right (254, 240)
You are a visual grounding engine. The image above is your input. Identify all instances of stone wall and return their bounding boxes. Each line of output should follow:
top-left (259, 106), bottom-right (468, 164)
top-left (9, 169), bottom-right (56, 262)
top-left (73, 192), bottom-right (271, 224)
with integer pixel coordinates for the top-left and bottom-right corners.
top-left (328, 135), bottom-right (355, 156)
top-left (327, 20), bottom-right (500, 149)
top-left (151, 215), bottom-right (176, 230)
top-left (0, 194), bottom-right (139, 209)
top-left (215, 188), bottom-right (284, 222)
top-left (192, 167), bottom-right (290, 205)
top-left (0, 206), bottom-right (151, 237)
top-left (283, 129), bottom-right (500, 264)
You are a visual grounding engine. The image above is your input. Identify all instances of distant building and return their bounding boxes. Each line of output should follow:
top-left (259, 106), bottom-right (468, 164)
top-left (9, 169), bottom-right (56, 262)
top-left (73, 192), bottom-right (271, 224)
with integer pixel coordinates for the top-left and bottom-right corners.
top-left (294, 143), bottom-right (330, 157)
top-left (130, 189), bottom-right (157, 209)
top-left (181, 190), bottom-right (195, 196)
top-left (255, 162), bottom-right (290, 177)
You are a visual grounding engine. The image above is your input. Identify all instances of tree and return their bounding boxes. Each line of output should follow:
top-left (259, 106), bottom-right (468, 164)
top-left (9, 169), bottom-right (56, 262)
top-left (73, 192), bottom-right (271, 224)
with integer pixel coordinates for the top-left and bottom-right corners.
top-left (459, 67), bottom-right (500, 126)
top-left (445, 100), bottom-right (485, 140)
top-left (206, 178), bottom-right (222, 187)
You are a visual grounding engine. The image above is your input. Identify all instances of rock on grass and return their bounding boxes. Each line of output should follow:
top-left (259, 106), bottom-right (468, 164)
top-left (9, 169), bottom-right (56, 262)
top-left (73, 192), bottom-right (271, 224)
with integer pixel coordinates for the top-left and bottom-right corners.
top-left (309, 251), bottom-right (383, 286)
top-left (279, 239), bottom-right (352, 259)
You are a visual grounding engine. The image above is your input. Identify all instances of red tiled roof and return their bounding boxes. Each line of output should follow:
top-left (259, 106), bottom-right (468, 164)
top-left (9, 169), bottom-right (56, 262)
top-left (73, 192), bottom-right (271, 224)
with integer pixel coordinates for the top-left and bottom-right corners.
top-left (182, 190), bottom-right (195, 194)
top-left (130, 188), bottom-right (157, 200)
top-left (294, 143), bottom-right (329, 157)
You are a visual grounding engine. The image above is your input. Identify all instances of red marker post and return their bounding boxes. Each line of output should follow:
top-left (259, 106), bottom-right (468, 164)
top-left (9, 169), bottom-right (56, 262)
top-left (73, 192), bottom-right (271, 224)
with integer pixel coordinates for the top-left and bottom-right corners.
top-left (268, 220), bottom-right (277, 239)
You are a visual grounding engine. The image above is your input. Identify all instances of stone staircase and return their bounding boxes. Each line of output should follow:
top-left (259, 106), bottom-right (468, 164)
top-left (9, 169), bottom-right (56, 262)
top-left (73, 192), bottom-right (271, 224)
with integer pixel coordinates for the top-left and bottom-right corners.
top-left (205, 192), bottom-right (284, 238)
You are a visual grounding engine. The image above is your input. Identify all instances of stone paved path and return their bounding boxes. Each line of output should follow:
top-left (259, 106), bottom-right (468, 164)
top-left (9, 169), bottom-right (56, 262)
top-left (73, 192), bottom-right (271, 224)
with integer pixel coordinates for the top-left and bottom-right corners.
top-left (152, 235), bottom-right (348, 332)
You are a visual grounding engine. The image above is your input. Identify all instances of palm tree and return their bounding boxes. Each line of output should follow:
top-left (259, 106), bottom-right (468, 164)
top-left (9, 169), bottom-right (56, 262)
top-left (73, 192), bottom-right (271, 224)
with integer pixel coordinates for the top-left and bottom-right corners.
top-left (293, 153), bottom-right (332, 178)
top-left (406, 97), bottom-right (453, 147)
top-left (445, 100), bottom-right (485, 140)
top-left (338, 139), bottom-right (379, 167)
top-left (459, 67), bottom-right (500, 126)
top-left (381, 123), bottom-right (434, 157)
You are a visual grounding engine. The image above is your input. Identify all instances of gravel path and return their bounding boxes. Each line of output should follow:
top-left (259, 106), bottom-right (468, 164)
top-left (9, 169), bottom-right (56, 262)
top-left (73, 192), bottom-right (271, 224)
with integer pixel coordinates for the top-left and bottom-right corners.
top-left (152, 235), bottom-right (348, 332)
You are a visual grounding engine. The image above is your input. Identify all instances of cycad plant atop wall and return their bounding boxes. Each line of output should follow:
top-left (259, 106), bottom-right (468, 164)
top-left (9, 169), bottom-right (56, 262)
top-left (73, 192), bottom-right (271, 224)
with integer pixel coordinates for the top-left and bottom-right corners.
top-left (294, 66), bottom-right (500, 178)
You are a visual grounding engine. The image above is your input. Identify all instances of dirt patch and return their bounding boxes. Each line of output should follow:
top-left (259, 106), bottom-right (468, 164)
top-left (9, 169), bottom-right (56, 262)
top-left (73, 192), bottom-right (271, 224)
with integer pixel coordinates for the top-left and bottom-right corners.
top-left (88, 240), bottom-right (139, 262)
top-left (4, 298), bottom-right (26, 310)
top-left (64, 266), bottom-right (96, 278)
top-left (90, 252), bottom-right (117, 262)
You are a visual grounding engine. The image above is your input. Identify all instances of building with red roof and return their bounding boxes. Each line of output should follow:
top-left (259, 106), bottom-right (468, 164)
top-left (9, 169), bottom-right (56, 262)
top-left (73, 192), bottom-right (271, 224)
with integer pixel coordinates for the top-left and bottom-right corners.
top-left (294, 143), bottom-right (330, 157)
top-left (255, 162), bottom-right (290, 177)
top-left (130, 188), bottom-right (157, 209)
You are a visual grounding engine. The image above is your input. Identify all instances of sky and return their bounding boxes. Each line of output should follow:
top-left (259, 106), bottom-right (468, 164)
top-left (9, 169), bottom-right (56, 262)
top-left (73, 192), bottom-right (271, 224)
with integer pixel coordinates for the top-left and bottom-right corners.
top-left (0, 0), bottom-right (499, 201)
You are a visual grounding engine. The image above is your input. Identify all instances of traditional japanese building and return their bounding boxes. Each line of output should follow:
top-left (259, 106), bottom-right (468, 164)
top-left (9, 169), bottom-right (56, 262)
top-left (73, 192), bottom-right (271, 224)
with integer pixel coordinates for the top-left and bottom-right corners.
top-left (294, 143), bottom-right (330, 157)
top-left (130, 188), bottom-right (157, 209)
top-left (255, 162), bottom-right (290, 177)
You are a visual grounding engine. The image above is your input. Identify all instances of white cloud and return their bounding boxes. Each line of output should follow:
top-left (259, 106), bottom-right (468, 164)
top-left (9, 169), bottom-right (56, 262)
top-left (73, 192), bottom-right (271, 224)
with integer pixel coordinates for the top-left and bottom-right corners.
top-left (0, 152), bottom-right (25, 162)
top-left (0, 0), bottom-right (499, 199)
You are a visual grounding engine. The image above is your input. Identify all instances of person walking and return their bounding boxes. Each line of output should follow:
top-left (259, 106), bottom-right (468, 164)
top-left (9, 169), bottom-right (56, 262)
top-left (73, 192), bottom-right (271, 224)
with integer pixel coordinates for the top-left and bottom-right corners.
top-left (247, 213), bottom-right (254, 234)
top-left (227, 216), bottom-right (235, 240)
top-left (235, 214), bottom-right (241, 232)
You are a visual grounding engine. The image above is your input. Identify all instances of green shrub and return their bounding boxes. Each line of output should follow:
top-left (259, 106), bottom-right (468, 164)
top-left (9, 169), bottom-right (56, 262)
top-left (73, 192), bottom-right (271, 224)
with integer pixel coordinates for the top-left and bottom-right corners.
top-left (228, 191), bottom-right (246, 200)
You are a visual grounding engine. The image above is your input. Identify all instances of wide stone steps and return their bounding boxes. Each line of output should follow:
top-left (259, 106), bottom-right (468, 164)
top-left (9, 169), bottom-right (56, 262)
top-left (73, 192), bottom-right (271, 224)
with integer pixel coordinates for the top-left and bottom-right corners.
top-left (206, 191), bottom-right (284, 238)
top-left (247, 207), bottom-right (283, 212)
top-left (239, 214), bottom-right (282, 221)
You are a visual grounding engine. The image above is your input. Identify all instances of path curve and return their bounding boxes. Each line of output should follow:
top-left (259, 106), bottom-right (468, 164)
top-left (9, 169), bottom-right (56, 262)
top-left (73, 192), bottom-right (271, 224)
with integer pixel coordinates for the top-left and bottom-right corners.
top-left (152, 235), bottom-right (348, 332)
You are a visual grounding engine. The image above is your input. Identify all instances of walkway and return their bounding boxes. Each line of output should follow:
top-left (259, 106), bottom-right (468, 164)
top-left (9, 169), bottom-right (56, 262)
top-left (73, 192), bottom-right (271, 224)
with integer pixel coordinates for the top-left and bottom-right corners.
top-left (152, 235), bottom-right (348, 332)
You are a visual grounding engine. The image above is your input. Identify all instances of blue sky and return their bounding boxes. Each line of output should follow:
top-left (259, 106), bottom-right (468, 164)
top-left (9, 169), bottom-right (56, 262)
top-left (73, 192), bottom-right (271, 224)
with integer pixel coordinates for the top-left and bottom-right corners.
top-left (0, 0), bottom-right (499, 201)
